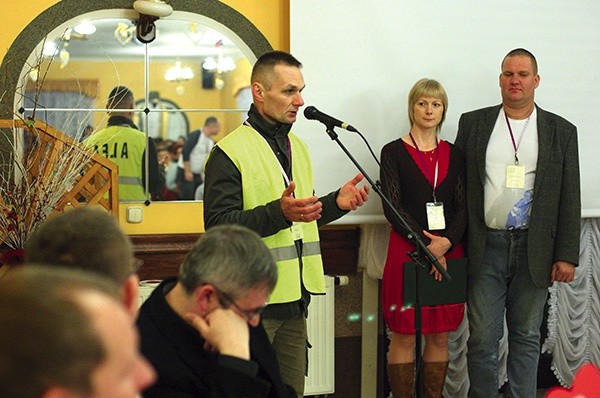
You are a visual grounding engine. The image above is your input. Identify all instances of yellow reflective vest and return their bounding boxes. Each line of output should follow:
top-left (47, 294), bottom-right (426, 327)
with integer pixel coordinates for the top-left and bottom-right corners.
top-left (217, 125), bottom-right (325, 303)
top-left (85, 125), bottom-right (147, 201)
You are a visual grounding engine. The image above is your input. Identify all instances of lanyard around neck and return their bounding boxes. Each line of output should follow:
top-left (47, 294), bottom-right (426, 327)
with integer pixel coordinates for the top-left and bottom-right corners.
top-left (504, 111), bottom-right (531, 165)
top-left (409, 133), bottom-right (439, 202)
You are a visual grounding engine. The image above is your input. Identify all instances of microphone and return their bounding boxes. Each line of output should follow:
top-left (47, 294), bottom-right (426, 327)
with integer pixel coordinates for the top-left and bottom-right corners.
top-left (303, 106), bottom-right (357, 132)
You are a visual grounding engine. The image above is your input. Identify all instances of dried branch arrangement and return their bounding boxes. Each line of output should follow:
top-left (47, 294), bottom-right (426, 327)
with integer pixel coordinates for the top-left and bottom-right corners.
top-left (0, 46), bottom-right (95, 259)
top-left (0, 120), bottom-right (95, 251)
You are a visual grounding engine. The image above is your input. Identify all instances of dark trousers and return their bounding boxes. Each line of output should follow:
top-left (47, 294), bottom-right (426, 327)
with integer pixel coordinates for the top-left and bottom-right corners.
top-left (176, 167), bottom-right (201, 200)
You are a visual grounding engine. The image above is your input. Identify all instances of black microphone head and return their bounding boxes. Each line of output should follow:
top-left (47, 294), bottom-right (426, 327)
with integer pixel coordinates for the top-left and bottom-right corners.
top-left (303, 106), bottom-right (318, 120)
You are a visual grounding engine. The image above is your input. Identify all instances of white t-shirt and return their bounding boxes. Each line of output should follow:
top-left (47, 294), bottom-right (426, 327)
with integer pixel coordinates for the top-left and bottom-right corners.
top-left (484, 108), bottom-right (539, 229)
top-left (177, 130), bottom-right (214, 175)
top-left (189, 132), bottom-right (214, 174)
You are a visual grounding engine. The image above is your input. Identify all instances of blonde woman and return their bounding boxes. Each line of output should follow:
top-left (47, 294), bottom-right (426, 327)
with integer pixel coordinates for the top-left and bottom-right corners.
top-left (380, 78), bottom-right (467, 397)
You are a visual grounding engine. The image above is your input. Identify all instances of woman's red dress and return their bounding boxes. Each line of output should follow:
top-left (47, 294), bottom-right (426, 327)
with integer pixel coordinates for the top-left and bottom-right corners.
top-left (381, 139), bottom-right (466, 334)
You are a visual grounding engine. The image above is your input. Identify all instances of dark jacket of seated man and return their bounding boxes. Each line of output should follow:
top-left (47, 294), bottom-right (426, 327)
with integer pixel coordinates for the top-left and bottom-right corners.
top-left (137, 277), bottom-right (297, 397)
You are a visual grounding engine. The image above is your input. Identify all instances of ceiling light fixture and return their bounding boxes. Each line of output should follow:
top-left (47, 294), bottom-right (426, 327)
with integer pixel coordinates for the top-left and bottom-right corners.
top-left (165, 61), bottom-right (194, 82)
top-left (73, 21), bottom-right (97, 35)
top-left (42, 41), bottom-right (59, 57)
top-left (202, 42), bottom-right (236, 73)
top-left (202, 57), bottom-right (218, 71)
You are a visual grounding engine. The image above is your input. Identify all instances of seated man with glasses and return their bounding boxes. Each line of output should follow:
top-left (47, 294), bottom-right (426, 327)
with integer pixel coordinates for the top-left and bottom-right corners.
top-left (136, 224), bottom-right (297, 397)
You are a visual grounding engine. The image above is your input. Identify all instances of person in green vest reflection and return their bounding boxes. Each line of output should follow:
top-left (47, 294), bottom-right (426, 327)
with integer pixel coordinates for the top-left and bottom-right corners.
top-left (85, 86), bottom-right (164, 201)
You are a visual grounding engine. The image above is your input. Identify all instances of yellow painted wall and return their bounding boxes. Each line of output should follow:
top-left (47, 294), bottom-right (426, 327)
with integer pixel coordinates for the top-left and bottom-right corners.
top-left (0, 1), bottom-right (289, 65)
top-left (2, 1), bottom-right (289, 235)
top-left (118, 201), bottom-right (204, 235)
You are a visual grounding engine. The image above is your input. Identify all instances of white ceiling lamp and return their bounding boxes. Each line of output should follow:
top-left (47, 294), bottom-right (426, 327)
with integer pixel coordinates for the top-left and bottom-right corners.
top-left (73, 21), bottom-right (97, 35)
top-left (165, 61), bottom-right (194, 96)
top-left (219, 57), bottom-right (236, 72)
top-left (42, 41), bottom-right (59, 57)
top-left (202, 57), bottom-right (218, 71)
top-left (165, 61), bottom-right (194, 82)
top-left (202, 41), bottom-right (236, 73)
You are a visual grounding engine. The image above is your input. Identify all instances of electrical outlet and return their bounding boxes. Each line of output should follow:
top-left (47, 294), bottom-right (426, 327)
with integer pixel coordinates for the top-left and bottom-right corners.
top-left (127, 206), bottom-right (143, 223)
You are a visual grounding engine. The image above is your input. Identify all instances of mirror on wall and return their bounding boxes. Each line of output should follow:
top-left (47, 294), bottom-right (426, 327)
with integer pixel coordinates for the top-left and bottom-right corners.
top-left (21, 13), bottom-right (254, 202)
top-left (134, 95), bottom-right (189, 143)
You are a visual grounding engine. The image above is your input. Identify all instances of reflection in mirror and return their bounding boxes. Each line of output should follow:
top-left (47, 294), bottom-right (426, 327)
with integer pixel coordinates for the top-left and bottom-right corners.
top-left (134, 95), bottom-right (189, 142)
top-left (22, 13), bottom-right (253, 202)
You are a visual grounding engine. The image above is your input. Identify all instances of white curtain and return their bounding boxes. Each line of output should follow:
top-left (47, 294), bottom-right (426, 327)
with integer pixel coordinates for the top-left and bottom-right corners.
top-left (359, 219), bottom-right (600, 396)
top-left (542, 218), bottom-right (600, 387)
top-left (24, 90), bottom-right (94, 140)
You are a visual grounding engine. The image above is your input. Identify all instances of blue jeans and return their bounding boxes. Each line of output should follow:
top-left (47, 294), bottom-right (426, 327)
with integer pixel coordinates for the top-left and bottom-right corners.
top-left (467, 229), bottom-right (548, 398)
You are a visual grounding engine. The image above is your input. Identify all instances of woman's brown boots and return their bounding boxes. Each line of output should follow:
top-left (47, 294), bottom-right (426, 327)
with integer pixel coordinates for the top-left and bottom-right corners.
top-left (387, 361), bottom-right (448, 398)
top-left (387, 362), bottom-right (414, 398)
top-left (422, 361), bottom-right (449, 398)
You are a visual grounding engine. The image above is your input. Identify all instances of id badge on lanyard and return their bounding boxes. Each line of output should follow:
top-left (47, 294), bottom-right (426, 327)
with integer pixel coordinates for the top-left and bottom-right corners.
top-left (291, 222), bottom-right (304, 240)
top-left (504, 111), bottom-right (528, 189)
top-left (505, 164), bottom-right (526, 189)
top-left (426, 202), bottom-right (446, 230)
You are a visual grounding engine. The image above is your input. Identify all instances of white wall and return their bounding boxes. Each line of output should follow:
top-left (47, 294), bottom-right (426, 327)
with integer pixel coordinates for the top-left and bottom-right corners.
top-left (291, 0), bottom-right (600, 221)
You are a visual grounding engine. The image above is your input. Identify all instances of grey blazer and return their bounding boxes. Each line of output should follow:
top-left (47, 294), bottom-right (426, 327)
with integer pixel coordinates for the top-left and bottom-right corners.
top-left (455, 104), bottom-right (580, 287)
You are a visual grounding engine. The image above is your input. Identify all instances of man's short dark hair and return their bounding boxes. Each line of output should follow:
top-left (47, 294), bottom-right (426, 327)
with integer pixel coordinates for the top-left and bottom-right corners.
top-left (107, 85), bottom-right (134, 110)
top-left (502, 48), bottom-right (538, 74)
top-left (251, 51), bottom-right (302, 87)
top-left (204, 116), bottom-right (218, 126)
top-left (25, 207), bottom-right (135, 283)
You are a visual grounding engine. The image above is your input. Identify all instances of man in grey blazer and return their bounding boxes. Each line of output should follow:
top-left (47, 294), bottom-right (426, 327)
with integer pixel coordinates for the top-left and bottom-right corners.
top-left (455, 48), bottom-right (580, 397)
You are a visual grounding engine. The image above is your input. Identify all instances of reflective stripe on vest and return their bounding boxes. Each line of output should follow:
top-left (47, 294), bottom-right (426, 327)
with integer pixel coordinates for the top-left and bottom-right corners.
top-left (119, 176), bottom-right (144, 186)
top-left (217, 126), bottom-right (325, 303)
top-left (270, 240), bottom-right (321, 262)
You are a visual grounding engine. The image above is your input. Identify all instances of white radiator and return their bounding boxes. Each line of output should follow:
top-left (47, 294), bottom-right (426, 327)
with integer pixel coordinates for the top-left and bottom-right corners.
top-left (138, 277), bottom-right (336, 396)
top-left (138, 280), bottom-right (162, 306)
top-left (304, 275), bottom-right (335, 396)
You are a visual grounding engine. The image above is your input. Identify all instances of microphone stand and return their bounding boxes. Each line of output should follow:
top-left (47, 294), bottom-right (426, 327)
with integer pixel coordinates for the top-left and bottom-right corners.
top-left (322, 125), bottom-right (451, 398)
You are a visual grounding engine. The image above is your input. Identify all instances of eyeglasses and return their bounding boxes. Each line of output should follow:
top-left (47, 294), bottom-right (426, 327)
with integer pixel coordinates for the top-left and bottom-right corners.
top-left (215, 288), bottom-right (268, 322)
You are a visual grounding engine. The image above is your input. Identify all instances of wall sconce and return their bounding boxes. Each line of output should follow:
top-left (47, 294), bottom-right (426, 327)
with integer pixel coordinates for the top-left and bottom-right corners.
top-left (133, 0), bottom-right (173, 43)
top-left (114, 22), bottom-right (136, 46)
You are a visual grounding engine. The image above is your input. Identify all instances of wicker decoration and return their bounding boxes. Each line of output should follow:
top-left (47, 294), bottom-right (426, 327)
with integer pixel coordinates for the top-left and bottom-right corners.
top-left (0, 118), bottom-right (118, 255)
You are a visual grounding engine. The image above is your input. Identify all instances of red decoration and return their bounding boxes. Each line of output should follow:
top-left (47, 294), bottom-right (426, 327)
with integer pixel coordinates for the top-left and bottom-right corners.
top-left (0, 248), bottom-right (25, 266)
top-left (546, 363), bottom-right (600, 397)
